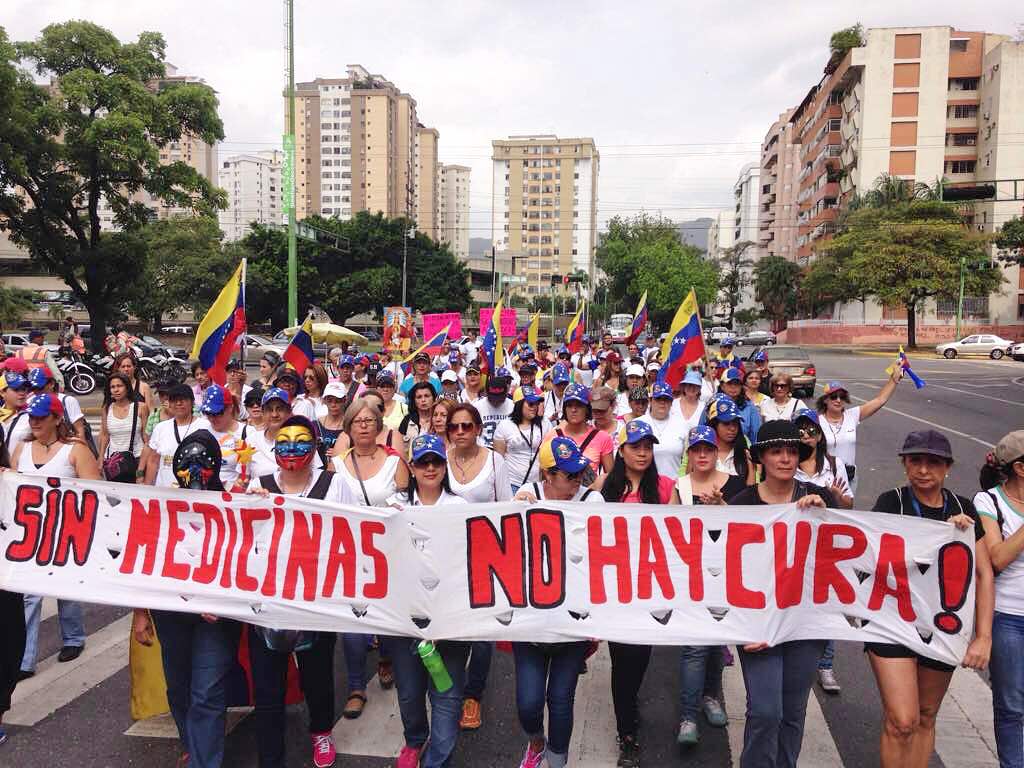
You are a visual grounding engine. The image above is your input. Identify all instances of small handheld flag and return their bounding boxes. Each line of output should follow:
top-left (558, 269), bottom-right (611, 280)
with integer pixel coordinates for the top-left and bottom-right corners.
top-left (886, 345), bottom-right (926, 389)
top-left (191, 261), bottom-right (247, 386)
top-left (480, 300), bottom-right (505, 376)
top-left (659, 289), bottom-right (706, 388)
top-left (282, 315), bottom-right (315, 375)
top-left (401, 324), bottom-right (452, 375)
top-left (626, 291), bottom-right (648, 346)
top-left (565, 301), bottom-right (586, 354)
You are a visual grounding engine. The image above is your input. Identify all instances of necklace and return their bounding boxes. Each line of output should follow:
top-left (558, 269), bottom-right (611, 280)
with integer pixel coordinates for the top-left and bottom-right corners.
top-left (353, 446), bottom-right (379, 458)
top-left (40, 437), bottom-right (60, 449)
top-left (452, 446), bottom-right (480, 482)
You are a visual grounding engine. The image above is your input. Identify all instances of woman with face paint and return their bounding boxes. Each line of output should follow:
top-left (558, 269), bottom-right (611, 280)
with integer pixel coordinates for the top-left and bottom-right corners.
top-left (248, 388), bottom-right (323, 479)
top-left (247, 415), bottom-right (358, 768)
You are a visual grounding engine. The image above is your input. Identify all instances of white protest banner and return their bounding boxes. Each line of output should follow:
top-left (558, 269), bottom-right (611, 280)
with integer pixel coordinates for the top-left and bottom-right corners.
top-left (0, 474), bottom-right (976, 666)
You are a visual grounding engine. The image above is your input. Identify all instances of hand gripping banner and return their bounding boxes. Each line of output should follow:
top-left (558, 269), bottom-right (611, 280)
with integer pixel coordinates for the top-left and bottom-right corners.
top-left (0, 474), bottom-right (976, 666)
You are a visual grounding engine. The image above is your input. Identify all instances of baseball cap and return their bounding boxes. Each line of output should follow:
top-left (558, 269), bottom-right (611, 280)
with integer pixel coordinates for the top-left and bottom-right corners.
top-left (582, 334), bottom-right (594, 343)
top-left (722, 368), bottom-right (743, 384)
top-left (687, 425), bottom-right (718, 450)
top-left (551, 364), bottom-right (571, 385)
top-left (519, 386), bottom-right (543, 404)
top-left (721, 337), bottom-right (736, 346)
top-left (538, 436), bottom-right (589, 474)
top-left (27, 367), bottom-right (51, 389)
top-left (3, 372), bottom-right (29, 391)
top-left (441, 370), bottom-right (459, 383)
top-left (994, 431), bottom-right (1024, 465)
top-left (410, 433), bottom-right (447, 463)
top-left (714, 358), bottom-right (729, 369)
top-left (682, 370), bottom-right (703, 388)
top-left (519, 360), bottom-right (538, 373)
top-left (556, 345), bottom-right (571, 358)
top-left (261, 386), bottom-right (290, 407)
top-left (646, 362), bottom-right (661, 372)
top-left (366, 361), bottom-right (382, 378)
top-left (563, 383), bottom-right (590, 406)
top-left (792, 408), bottom-right (820, 426)
top-left (376, 371), bottom-right (396, 386)
top-left (651, 382), bottom-right (674, 400)
top-left (338, 355), bottom-right (355, 367)
top-left (323, 382), bottom-right (347, 400)
top-left (753, 350), bottom-right (768, 363)
top-left (628, 386), bottom-right (650, 403)
top-left (465, 363), bottom-right (481, 374)
top-left (225, 358), bottom-right (243, 371)
top-left (26, 392), bottom-right (63, 418)
top-left (495, 366), bottom-right (512, 378)
top-left (167, 383), bottom-right (194, 401)
top-left (274, 369), bottom-right (300, 385)
top-left (898, 430), bottom-right (953, 461)
top-left (822, 381), bottom-right (847, 396)
top-left (706, 397), bottom-right (740, 423)
top-left (2, 357), bottom-right (28, 374)
top-left (243, 387), bottom-right (264, 407)
top-left (604, 351), bottom-right (622, 364)
top-left (486, 375), bottom-right (510, 394)
top-left (413, 352), bottom-right (430, 363)
top-left (537, 340), bottom-right (550, 349)
top-left (625, 363), bottom-right (645, 378)
top-left (199, 384), bottom-right (233, 416)
top-left (620, 419), bottom-right (659, 447)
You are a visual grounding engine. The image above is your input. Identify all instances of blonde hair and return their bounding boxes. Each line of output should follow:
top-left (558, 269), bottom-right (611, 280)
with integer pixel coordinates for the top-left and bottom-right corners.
top-left (343, 397), bottom-right (384, 434)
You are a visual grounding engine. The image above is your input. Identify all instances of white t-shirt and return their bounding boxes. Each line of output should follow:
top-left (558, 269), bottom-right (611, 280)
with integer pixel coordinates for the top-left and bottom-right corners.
top-left (821, 406), bottom-right (861, 469)
top-left (669, 398), bottom-right (704, 436)
top-left (976, 488), bottom-right (1024, 616)
top-left (700, 379), bottom-right (717, 403)
top-left (522, 482), bottom-right (603, 503)
top-left (332, 453), bottom-right (402, 506)
top-left (614, 391), bottom-right (634, 418)
top-left (448, 449), bottom-right (512, 502)
top-left (636, 413), bottom-right (687, 478)
top-left (59, 394), bottom-right (85, 425)
top-left (795, 456), bottom-right (849, 498)
top-left (759, 397), bottom-right (801, 423)
top-left (572, 351), bottom-right (598, 388)
top-left (494, 419), bottom-right (544, 488)
top-left (386, 489), bottom-right (467, 508)
top-left (460, 339), bottom-right (481, 366)
top-left (472, 396), bottom-right (514, 448)
top-left (543, 389), bottom-right (565, 426)
top-left (3, 412), bottom-right (32, 452)
top-left (248, 468), bottom-right (357, 505)
top-left (147, 417), bottom-right (212, 488)
top-left (208, 422), bottom-right (249, 490)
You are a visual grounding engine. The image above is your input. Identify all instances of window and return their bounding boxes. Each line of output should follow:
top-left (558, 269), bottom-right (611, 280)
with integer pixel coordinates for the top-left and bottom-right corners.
top-left (950, 133), bottom-right (977, 147)
top-left (950, 104), bottom-right (978, 119)
top-left (947, 160), bottom-right (976, 174)
top-left (950, 39), bottom-right (969, 53)
top-left (950, 77), bottom-right (979, 91)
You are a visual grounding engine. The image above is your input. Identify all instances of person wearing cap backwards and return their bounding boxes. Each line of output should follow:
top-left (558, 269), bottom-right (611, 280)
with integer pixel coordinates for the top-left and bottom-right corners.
top-left (866, 430), bottom-right (992, 768)
top-left (507, 435), bottom-right (600, 768)
top-left (247, 414), bottom-right (358, 768)
top-left (471, 373), bottom-right (514, 448)
top-left (544, 363), bottom-right (571, 426)
top-left (634, 382), bottom-right (688, 477)
top-left (544, 384), bottom-right (615, 476)
top-left (724, 420), bottom-right (837, 768)
top-left (816, 368), bottom-right (901, 499)
top-left (493, 386), bottom-right (546, 494)
top-left (399, 351), bottom-right (442, 399)
top-left (143, 383), bottom-right (211, 487)
top-left (703, 367), bottom-right (762, 441)
top-left (976, 431), bottom-right (1024, 768)
top-left (572, 335), bottom-right (599, 388)
top-left (1, 371), bottom-right (35, 454)
top-left (131, 430), bottom-right (240, 768)
top-left (13, 393), bottom-right (100, 678)
top-left (591, 420), bottom-right (679, 767)
top-left (382, 433), bottom-right (470, 768)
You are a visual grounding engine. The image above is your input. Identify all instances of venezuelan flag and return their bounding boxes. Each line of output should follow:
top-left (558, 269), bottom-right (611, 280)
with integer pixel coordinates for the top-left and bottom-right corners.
top-left (565, 301), bottom-right (586, 354)
top-left (400, 324), bottom-right (452, 375)
top-left (191, 261), bottom-right (246, 386)
top-left (626, 291), bottom-right (648, 345)
top-left (480, 299), bottom-right (504, 376)
top-left (886, 344), bottom-right (926, 389)
top-left (659, 289), bottom-right (705, 388)
top-left (282, 315), bottom-right (315, 375)
top-left (526, 311), bottom-right (541, 351)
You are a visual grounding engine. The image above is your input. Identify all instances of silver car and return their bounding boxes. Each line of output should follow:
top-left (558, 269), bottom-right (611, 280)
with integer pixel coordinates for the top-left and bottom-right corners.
top-left (936, 334), bottom-right (1014, 359)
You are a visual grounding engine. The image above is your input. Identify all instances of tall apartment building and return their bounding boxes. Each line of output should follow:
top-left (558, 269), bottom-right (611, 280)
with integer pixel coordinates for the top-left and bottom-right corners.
top-left (437, 164), bottom-right (470, 260)
top-left (491, 135), bottom-right (600, 298)
top-left (759, 110), bottom-right (801, 260)
top-left (287, 65), bottom-right (439, 226)
top-left (218, 151), bottom-right (284, 241)
top-left (414, 126), bottom-right (440, 239)
top-left (733, 163), bottom-right (762, 245)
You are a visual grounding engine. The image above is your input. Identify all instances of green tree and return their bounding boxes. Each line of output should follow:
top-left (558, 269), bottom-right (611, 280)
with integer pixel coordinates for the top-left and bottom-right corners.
top-left (826, 23), bottom-right (864, 73)
top-left (995, 215), bottom-right (1024, 265)
top-left (0, 22), bottom-right (225, 350)
top-left (0, 285), bottom-right (35, 327)
top-left (717, 240), bottom-right (756, 326)
top-left (799, 254), bottom-right (850, 317)
top-left (595, 212), bottom-right (680, 312)
top-left (631, 240), bottom-right (719, 328)
top-left (753, 256), bottom-right (801, 329)
top-left (732, 307), bottom-right (761, 333)
top-left (820, 200), bottom-right (1001, 347)
top-left (127, 216), bottom-right (236, 330)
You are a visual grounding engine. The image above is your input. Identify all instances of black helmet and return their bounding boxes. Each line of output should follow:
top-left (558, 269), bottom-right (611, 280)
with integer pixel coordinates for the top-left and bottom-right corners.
top-left (173, 429), bottom-right (224, 491)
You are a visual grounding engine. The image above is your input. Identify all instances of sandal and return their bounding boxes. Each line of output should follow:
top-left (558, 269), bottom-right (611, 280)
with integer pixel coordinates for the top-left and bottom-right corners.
top-left (378, 659), bottom-right (395, 690)
top-left (342, 692), bottom-right (367, 719)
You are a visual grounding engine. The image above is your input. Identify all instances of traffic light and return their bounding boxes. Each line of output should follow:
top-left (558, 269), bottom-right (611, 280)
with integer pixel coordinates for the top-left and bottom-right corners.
top-left (563, 274), bottom-right (570, 285)
top-left (550, 273), bottom-right (563, 285)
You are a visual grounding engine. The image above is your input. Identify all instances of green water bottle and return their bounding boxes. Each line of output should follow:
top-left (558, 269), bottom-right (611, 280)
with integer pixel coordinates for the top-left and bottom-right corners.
top-left (417, 640), bottom-right (453, 692)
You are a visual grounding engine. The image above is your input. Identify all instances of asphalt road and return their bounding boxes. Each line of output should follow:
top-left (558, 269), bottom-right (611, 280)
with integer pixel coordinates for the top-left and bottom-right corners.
top-left (3, 350), bottom-right (1021, 768)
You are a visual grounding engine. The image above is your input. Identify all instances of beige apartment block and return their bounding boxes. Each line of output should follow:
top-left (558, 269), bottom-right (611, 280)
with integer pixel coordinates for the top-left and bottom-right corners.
top-left (759, 109), bottom-right (801, 261)
top-left (491, 135), bottom-right (600, 299)
top-left (415, 126), bottom-right (440, 238)
top-left (437, 164), bottom-right (470, 260)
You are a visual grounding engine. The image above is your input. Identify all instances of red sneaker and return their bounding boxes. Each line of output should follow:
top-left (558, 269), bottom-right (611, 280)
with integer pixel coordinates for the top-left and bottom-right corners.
top-left (311, 732), bottom-right (336, 768)
top-left (395, 745), bottom-right (423, 768)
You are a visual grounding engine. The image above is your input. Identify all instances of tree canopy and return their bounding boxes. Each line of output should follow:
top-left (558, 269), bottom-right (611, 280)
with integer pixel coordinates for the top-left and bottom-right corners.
top-left (753, 256), bottom-right (801, 328)
top-left (995, 216), bottom-right (1024, 266)
top-left (0, 21), bottom-right (225, 349)
top-left (716, 240), bottom-right (756, 326)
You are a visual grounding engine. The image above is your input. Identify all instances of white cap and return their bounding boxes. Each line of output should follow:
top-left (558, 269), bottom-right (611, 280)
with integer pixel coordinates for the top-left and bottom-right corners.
top-left (441, 370), bottom-right (459, 383)
top-left (647, 361), bottom-right (661, 371)
top-left (625, 363), bottom-right (646, 378)
top-left (323, 382), bottom-right (347, 400)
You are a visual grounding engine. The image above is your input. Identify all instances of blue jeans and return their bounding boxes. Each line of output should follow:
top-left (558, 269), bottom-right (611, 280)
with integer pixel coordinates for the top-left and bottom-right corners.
top-left (21, 594), bottom-right (85, 672)
top-left (737, 639), bottom-right (824, 768)
top-left (679, 645), bottom-right (724, 721)
top-left (151, 611), bottom-right (239, 768)
top-left (818, 640), bottom-right (835, 671)
top-left (512, 642), bottom-right (588, 759)
top-left (464, 641), bottom-right (492, 700)
top-left (992, 610), bottom-right (1024, 768)
top-left (385, 637), bottom-right (469, 768)
top-left (342, 632), bottom-right (370, 691)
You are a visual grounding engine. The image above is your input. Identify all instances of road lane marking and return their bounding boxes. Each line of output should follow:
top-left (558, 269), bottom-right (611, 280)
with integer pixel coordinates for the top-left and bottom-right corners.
top-left (921, 383), bottom-right (1024, 406)
top-left (125, 707), bottom-right (253, 738)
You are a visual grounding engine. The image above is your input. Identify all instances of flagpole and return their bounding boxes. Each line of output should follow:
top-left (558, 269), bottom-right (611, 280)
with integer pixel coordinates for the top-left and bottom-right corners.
top-left (239, 258), bottom-right (248, 370)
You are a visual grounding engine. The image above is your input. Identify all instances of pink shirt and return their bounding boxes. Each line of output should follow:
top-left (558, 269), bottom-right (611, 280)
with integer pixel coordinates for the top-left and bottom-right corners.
top-left (543, 427), bottom-right (614, 473)
top-left (622, 475), bottom-right (676, 504)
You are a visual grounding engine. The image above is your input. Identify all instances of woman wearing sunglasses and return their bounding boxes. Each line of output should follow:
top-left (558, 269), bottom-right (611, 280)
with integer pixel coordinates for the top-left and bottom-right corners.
top-left (494, 387), bottom-right (545, 495)
top-left (510, 436), bottom-right (601, 768)
top-left (594, 420), bottom-right (680, 767)
top-left (384, 434), bottom-right (470, 768)
top-left (815, 370), bottom-right (901, 498)
top-left (759, 373), bottom-right (801, 423)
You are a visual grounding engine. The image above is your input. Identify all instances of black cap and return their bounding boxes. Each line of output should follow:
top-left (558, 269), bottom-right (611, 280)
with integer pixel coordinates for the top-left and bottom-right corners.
top-left (486, 376), bottom-right (510, 394)
top-left (628, 386), bottom-right (650, 403)
top-left (167, 383), bottom-right (194, 401)
top-left (243, 386), bottom-right (264, 407)
top-left (898, 430), bottom-right (953, 460)
top-left (413, 352), bottom-right (430, 363)
top-left (749, 420), bottom-right (812, 463)
top-left (226, 359), bottom-right (243, 371)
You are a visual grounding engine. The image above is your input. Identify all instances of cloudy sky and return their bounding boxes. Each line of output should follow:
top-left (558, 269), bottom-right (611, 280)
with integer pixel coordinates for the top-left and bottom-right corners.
top-left (6, 1), bottom-right (1021, 241)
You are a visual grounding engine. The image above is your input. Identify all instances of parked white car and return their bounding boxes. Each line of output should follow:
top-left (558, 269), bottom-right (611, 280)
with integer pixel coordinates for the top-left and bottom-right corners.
top-left (1011, 341), bottom-right (1024, 362)
top-left (936, 334), bottom-right (1014, 359)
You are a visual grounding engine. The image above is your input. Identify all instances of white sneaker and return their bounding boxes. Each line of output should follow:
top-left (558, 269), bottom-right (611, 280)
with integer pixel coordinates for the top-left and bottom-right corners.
top-left (818, 668), bottom-right (841, 694)
top-left (676, 719), bottom-right (699, 745)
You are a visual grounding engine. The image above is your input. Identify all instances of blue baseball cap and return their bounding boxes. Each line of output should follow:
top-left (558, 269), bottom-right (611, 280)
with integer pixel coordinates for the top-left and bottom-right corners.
top-left (539, 436), bottom-right (589, 474)
top-left (682, 370), bottom-right (703, 388)
top-left (722, 368), bottom-right (743, 384)
top-left (823, 381), bottom-right (847, 396)
top-left (448, 351), bottom-right (460, 362)
top-left (714, 358), bottom-right (729, 369)
top-left (519, 386), bottom-right (543, 404)
top-left (338, 355), bottom-right (354, 367)
top-left (721, 337), bottom-right (736, 346)
top-left (582, 334), bottom-right (594, 343)
top-left (551, 363), bottom-right (571, 385)
top-left (651, 382), bottom-right (674, 400)
top-left (792, 408), bottom-right (820, 426)
top-left (620, 418), bottom-right (660, 447)
top-left (518, 345), bottom-right (534, 360)
top-left (753, 350), bottom-right (768, 363)
top-left (3, 372), bottom-right (29, 391)
top-left (26, 392), bottom-right (63, 418)
top-left (376, 371), bottom-right (396, 385)
top-left (563, 383), bottom-right (590, 406)
top-left (261, 386), bottom-right (291, 407)
top-left (707, 397), bottom-right (740, 423)
top-left (410, 433), bottom-right (446, 463)
top-left (27, 367), bottom-right (51, 389)
top-left (688, 425), bottom-right (718, 450)
top-left (200, 384), bottom-right (229, 415)
top-left (556, 345), bottom-right (571, 357)
top-left (495, 366), bottom-right (512, 378)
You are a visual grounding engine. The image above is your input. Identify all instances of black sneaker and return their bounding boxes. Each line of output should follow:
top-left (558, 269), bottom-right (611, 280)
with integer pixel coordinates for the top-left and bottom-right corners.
top-left (58, 645), bottom-right (84, 663)
top-left (617, 735), bottom-right (640, 768)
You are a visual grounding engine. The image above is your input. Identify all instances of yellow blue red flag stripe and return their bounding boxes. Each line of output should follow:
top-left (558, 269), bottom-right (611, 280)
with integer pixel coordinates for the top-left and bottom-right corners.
top-left (282, 315), bottom-right (315, 374)
top-left (565, 301), bottom-right (586, 354)
top-left (626, 291), bottom-right (648, 345)
top-left (191, 261), bottom-right (246, 386)
top-left (659, 289), bottom-right (705, 388)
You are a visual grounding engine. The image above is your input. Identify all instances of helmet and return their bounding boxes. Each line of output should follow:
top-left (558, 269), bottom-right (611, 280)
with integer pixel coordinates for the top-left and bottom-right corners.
top-left (173, 430), bottom-right (224, 491)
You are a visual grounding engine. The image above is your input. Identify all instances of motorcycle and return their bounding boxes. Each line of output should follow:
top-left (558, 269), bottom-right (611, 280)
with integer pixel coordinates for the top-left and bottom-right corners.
top-left (56, 352), bottom-right (99, 396)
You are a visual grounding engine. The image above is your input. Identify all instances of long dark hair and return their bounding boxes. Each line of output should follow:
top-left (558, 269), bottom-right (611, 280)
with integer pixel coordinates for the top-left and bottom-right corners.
top-left (711, 416), bottom-right (750, 482)
top-left (980, 454), bottom-right (1024, 491)
top-left (399, 461), bottom-right (454, 504)
top-left (511, 397), bottom-right (543, 428)
top-left (601, 447), bottom-right (662, 504)
top-left (401, 381), bottom-right (438, 432)
top-left (103, 373), bottom-right (137, 410)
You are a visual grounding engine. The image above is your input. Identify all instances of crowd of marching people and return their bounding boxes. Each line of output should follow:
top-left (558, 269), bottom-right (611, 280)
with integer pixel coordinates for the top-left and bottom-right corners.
top-left (0, 328), bottom-right (1021, 768)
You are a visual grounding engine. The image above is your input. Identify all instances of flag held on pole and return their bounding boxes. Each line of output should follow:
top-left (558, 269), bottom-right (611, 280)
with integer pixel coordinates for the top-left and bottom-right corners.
top-left (886, 345), bottom-right (926, 389)
top-left (191, 261), bottom-right (247, 386)
top-left (400, 324), bottom-right (452, 375)
top-left (526, 311), bottom-right (541, 352)
top-left (659, 289), bottom-right (706, 388)
top-left (282, 315), bottom-right (316, 375)
top-left (480, 299), bottom-right (505, 376)
top-left (565, 301), bottom-right (586, 354)
top-left (626, 291), bottom-right (648, 345)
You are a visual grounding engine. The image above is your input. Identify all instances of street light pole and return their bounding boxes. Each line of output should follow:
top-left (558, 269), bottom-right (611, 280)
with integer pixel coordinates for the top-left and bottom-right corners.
top-left (956, 255), bottom-right (966, 338)
top-left (285, 0), bottom-right (297, 326)
top-left (401, 225), bottom-right (414, 307)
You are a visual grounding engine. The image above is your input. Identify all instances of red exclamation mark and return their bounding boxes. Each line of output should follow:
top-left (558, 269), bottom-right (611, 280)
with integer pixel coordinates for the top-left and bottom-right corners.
top-left (933, 541), bottom-right (973, 634)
